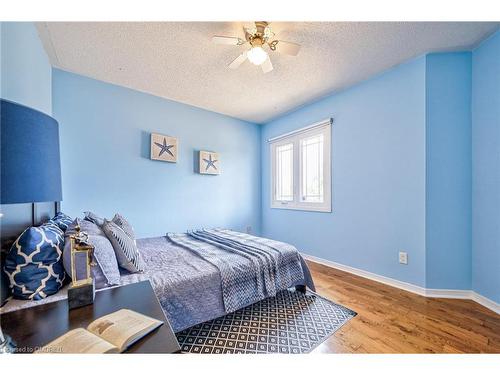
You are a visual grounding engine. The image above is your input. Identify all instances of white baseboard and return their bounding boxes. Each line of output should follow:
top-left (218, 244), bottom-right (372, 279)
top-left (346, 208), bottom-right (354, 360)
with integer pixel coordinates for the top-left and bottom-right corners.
top-left (424, 289), bottom-right (473, 299)
top-left (470, 292), bottom-right (500, 315)
top-left (302, 253), bottom-right (429, 296)
top-left (302, 253), bottom-right (499, 315)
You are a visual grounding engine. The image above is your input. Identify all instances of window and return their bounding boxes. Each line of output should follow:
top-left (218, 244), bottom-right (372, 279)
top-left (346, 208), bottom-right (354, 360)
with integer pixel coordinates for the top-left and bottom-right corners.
top-left (275, 143), bottom-right (294, 201)
top-left (270, 119), bottom-right (331, 212)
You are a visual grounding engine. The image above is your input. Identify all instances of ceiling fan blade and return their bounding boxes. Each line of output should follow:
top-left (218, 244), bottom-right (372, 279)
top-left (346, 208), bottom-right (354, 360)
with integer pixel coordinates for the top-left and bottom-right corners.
top-left (275, 40), bottom-right (301, 56)
top-left (263, 25), bottom-right (275, 40)
top-left (242, 22), bottom-right (257, 35)
top-left (212, 36), bottom-right (245, 46)
top-left (261, 57), bottom-right (273, 74)
top-left (266, 22), bottom-right (287, 36)
top-left (228, 51), bottom-right (247, 69)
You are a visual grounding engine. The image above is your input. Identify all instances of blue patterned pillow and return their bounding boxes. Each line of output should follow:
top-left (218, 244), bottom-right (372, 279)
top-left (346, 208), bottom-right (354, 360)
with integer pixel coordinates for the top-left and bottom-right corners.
top-left (50, 212), bottom-right (73, 232)
top-left (3, 222), bottom-right (66, 300)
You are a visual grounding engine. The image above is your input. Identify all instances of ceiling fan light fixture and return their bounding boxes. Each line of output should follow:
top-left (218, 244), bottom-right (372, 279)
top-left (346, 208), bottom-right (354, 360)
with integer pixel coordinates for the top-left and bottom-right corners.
top-left (247, 46), bottom-right (268, 66)
top-left (213, 21), bottom-right (300, 72)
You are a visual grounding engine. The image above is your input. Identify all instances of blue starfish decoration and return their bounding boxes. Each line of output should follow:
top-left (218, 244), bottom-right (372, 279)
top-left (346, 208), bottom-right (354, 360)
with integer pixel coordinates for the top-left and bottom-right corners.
top-left (203, 154), bottom-right (218, 171)
top-left (154, 137), bottom-right (175, 157)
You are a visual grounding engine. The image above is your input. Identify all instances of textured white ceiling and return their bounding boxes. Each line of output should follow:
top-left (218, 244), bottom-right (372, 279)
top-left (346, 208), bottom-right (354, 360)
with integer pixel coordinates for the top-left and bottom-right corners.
top-left (36, 22), bottom-right (498, 123)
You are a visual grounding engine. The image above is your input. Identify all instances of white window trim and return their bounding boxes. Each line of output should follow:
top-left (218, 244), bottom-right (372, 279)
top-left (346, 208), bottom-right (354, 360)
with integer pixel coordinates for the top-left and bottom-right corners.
top-left (270, 118), bottom-right (332, 213)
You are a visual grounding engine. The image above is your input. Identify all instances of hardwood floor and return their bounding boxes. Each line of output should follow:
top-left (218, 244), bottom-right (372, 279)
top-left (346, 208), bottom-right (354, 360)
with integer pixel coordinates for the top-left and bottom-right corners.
top-left (307, 260), bottom-right (500, 353)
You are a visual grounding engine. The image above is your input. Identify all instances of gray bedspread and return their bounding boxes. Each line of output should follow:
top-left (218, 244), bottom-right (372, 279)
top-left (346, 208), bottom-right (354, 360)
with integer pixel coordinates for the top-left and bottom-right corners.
top-left (168, 229), bottom-right (307, 313)
top-left (127, 234), bottom-right (314, 332)
top-left (1, 233), bottom-right (315, 333)
top-left (119, 236), bottom-right (225, 332)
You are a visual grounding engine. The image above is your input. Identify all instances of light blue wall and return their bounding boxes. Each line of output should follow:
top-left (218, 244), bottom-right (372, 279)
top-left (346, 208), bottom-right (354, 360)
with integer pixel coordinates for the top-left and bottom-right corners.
top-left (261, 58), bottom-right (427, 287)
top-left (52, 69), bottom-right (262, 238)
top-left (261, 47), bottom-right (499, 296)
top-left (425, 53), bottom-right (472, 290)
top-left (1, 23), bottom-right (52, 113)
top-left (471, 31), bottom-right (500, 303)
top-left (0, 22), bottom-right (54, 238)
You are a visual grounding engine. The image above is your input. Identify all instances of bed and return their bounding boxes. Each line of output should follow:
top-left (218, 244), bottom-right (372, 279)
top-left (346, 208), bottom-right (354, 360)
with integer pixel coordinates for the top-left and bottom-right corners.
top-left (1, 230), bottom-right (315, 333)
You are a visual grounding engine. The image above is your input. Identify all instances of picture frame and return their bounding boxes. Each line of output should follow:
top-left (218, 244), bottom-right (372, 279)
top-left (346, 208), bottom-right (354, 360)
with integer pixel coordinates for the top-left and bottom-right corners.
top-left (199, 150), bottom-right (220, 175)
top-left (150, 133), bottom-right (178, 163)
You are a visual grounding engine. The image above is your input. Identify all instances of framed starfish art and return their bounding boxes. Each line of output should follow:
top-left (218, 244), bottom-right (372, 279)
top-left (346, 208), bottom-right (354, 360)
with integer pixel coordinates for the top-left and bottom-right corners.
top-left (150, 133), bottom-right (178, 163)
top-left (199, 150), bottom-right (220, 175)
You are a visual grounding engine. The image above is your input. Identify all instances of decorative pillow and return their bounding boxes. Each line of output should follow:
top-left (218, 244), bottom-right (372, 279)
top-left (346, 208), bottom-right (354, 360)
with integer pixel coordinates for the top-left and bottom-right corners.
top-left (102, 220), bottom-right (144, 273)
top-left (50, 212), bottom-right (73, 232)
top-left (66, 218), bottom-right (104, 236)
top-left (83, 211), bottom-right (105, 227)
top-left (63, 219), bottom-right (121, 289)
top-left (3, 222), bottom-right (66, 300)
top-left (112, 213), bottom-right (136, 241)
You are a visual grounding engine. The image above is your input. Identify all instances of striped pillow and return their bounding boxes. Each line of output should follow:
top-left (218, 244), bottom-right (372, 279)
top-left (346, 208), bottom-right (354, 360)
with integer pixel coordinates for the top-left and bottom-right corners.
top-left (112, 213), bottom-right (135, 241)
top-left (102, 220), bottom-right (144, 273)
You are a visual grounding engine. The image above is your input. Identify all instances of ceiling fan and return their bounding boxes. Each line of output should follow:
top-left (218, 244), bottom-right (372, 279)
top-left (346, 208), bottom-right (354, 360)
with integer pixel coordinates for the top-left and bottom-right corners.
top-left (212, 21), bottom-right (301, 74)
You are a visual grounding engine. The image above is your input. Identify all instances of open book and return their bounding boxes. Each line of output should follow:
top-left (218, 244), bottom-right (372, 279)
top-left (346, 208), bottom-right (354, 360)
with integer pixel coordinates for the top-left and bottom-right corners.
top-left (36, 309), bottom-right (164, 354)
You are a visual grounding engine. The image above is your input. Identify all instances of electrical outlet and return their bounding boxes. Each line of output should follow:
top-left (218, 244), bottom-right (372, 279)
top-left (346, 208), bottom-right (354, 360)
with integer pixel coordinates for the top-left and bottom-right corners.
top-left (399, 251), bottom-right (408, 265)
top-left (246, 226), bottom-right (252, 234)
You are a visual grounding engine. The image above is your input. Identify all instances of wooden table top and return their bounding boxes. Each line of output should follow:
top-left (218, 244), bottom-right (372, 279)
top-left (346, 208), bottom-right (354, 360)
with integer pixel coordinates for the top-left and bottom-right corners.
top-left (1, 280), bottom-right (181, 354)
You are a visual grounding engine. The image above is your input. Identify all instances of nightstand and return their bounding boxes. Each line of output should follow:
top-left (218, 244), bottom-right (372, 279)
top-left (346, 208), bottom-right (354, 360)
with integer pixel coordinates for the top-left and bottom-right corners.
top-left (1, 280), bottom-right (181, 353)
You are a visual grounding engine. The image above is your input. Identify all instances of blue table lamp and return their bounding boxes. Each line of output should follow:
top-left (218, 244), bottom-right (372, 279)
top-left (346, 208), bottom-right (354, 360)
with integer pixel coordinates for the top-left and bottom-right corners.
top-left (1, 99), bottom-right (62, 225)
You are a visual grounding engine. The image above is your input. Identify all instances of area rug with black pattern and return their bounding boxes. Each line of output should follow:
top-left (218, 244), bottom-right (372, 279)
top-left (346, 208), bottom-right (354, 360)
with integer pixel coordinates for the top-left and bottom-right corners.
top-left (175, 289), bottom-right (357, 354)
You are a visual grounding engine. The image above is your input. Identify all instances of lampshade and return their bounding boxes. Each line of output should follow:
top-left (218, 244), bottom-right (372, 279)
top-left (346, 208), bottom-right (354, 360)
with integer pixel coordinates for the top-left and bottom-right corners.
top-left (1, 99), bottom-right (62, 204)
